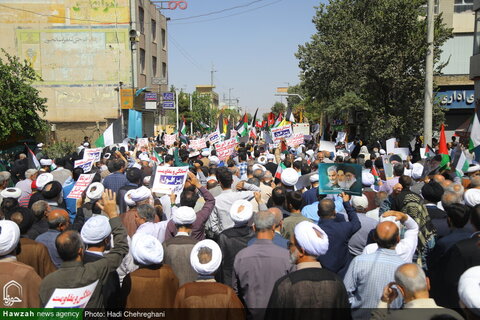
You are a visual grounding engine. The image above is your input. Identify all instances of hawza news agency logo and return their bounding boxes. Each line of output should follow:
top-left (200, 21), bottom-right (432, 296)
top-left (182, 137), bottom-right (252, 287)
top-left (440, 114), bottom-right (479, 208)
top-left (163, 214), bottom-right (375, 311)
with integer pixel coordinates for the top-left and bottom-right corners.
top-left (3, 280), bottom-right (22, 306)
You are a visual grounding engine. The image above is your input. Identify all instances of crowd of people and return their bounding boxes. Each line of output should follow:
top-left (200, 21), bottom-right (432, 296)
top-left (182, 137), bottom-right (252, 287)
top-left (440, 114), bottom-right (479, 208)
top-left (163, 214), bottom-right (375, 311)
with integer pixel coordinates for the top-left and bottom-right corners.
top-left (0, 134), bottom-right (479, 320)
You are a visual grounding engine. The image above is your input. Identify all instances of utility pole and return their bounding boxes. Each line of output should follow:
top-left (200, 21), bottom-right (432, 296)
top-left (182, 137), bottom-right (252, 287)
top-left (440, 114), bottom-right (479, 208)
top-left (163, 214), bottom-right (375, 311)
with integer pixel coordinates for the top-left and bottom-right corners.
top-left (210, 64), bottom-right (217, 87)
top-left (423, 0), bottom-right (434, 147)
top-left (175, 89), bottom-right (179, 130)
top-left (190, 93), bottom-right (193, 135)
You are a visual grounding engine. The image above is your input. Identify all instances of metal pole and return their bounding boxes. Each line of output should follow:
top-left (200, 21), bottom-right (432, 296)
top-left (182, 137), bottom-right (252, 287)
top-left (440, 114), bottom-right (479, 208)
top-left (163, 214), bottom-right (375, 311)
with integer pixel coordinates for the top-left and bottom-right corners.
top-left (175, 89), bottom-right (179, 130)
top-left (423, 0), bottom-right (434, 147)
top-left (190, 93), bottom-right (193, 135)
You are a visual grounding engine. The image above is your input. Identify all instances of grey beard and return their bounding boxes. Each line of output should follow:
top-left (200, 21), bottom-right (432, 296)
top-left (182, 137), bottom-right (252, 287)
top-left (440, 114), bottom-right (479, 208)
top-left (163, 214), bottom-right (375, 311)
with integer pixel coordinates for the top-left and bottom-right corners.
top-left (290, 250), bottom-right (299, 264)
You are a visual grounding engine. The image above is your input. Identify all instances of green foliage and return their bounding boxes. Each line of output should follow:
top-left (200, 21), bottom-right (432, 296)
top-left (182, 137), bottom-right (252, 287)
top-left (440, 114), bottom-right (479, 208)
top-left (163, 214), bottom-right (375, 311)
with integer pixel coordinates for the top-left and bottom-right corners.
top-left (296, 0), bottom-right (452, 141)
top-left (43, 140), bottom-right (76, 159)
top-left (0, 49), bottom-right (48, 142)
top-left (190, 92), bottom-right (218, 132)
top-left (271, 102), bottom-right (286, 116)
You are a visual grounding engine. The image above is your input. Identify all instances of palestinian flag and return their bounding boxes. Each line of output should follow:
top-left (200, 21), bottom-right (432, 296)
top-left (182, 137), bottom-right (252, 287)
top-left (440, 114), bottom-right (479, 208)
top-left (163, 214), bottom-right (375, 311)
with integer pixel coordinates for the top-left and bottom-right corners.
top-left (455, 151), bottom-right (469, 177)
top-left (275, 162), bottom-right (287, 180)
top-left (95, 117), bottom-right (123, 147)
top-left (424, 144), bottom-right (435, 158)
top-left (179, 115), bottom-right (187, 135)
top-left (468, 104), bottom-right (480, 161)
top-left (250, 108), bottom-right (258, 128)
top-left (274, 113), bottom-right (283, 127)
top-left (255, 120), bottom-right (265, 128)
top-left (438, 123), bottom-right (450, 169)
top-left (249, 127), bottom-right (257, 140)
top-left (25, 144), bottom-right (40, 169)
top-left (267, 112), bottom-right (276, 127)
top-left (152, 149), bottom-right (163, 164)
top-left (371, 166), bottom-right (380, 185)
top-left (236, 113), bottom-right (249, 137)
top-left (285, 106), bottom-right (295, 123)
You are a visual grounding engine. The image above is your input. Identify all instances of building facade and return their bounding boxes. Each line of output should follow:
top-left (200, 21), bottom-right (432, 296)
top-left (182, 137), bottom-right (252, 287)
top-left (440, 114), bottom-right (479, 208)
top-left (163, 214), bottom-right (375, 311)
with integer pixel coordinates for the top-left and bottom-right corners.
top-left (436, 0), bottom-right (475, 142)
top-left (0, 0), bottom-right (168, 144)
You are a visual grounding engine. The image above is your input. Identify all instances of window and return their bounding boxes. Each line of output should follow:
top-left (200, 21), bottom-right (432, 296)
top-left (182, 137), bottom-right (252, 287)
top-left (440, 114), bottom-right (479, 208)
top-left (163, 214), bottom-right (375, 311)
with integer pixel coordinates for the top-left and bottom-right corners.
top-left (454, 0), bottom-right (473, 13)
top-left (140, 48), bottom-right (145, 74)
top-left (420, 0), bottom-right (439, 16)
top-left (151, 19), bottom-right (157, 42)
top-left (152, 56), bottom-right (157, 77)
top-left (139, 7), bottom-right (144, 34)
top-left (161, 28), bottom-right (166, 50)
top-left (162, 62), bottom-right (167, 78)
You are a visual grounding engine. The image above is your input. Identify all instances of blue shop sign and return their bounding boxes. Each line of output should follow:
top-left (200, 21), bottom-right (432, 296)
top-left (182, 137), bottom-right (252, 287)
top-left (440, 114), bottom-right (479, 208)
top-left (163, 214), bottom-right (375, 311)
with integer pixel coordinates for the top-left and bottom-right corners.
top-left (436, 89), bottom-right (475, 109)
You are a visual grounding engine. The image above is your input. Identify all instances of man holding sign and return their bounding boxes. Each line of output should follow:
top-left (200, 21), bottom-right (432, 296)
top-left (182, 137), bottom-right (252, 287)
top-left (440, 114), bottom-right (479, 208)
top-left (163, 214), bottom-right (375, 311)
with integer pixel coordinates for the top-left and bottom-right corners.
top-left (40, 190), bottom-right (129, 308)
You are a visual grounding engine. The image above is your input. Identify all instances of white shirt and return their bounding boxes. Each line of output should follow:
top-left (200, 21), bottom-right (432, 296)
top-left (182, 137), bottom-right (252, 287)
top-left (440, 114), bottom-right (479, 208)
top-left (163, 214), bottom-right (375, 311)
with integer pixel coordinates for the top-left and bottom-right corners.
top-left (136, 221), bottom-right (169, 243)
top-left (362, 216), bottom-right (419, 262)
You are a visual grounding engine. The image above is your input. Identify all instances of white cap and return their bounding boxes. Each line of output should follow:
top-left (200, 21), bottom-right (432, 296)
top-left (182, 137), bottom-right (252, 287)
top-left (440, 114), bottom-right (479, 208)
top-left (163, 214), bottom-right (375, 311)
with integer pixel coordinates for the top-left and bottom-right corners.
top-left (411, 163), bottom-right (424, 180)
top-left (0, 188), bottom-right (22, 199)
top-left (201, 150), bottom-right (210, 157)
top-left (190, 239), bottom-right (222, 275)
top-left (189, 151), bottom-right (200, 158)
top-left (0, 220), bottom-right (20, 256)
top-left (267, 154), bottom-right (275, 160)
top-left (294, 221), bottom-right (329, 256)
top-left (36, 173), bottom-right (54, 191)
top-left (80, 215), bottom-right (111, 244)
top-left (458, 266), bottom-right (480, 315)
top-left (40, 159), bottom-right (53, 166)
top-left (281, 168), bottom-right (299, 187)
top-left (258, 155), bottom-right (267, 165)
top-left (139, 153), bottom-right (150, 161)
top-left (209, 156), bottom-right (220, 165)
top-left (124, 189), bottom-right (136, 207)
top-left (131, 233), bottom-right (164, 265)
top-left (309, 174), bottom-right (319, 183)
top-left (464, 188), bottom-right (480, 207)
top-left (130, 186), bottom-right (151, 202)
top-left (252, 164), bottom-right (266, 173)
top-left (467, 164), bottom-right (480, 173)
top-left (230, 200), bottom-right (253, 224)
top-left (362, 172), bottom-right (375, 187)
top-left (86, 182), bottom-right (104, 200)
top-left (351, 195), bottom-right (369, 210)
top-left (172, 206), bottom-right (197, 225)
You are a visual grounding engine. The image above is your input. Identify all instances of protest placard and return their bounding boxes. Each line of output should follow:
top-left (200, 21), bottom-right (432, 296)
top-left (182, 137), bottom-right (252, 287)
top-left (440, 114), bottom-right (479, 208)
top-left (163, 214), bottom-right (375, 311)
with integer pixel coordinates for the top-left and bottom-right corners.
top-left (319, 140), bottom-right (336, 154)
top-left (45, 280), bottom-right (98, 308)
top-left (230, 129), bottom-right (237, 138)
top-left (67, 174), bottom-right (95, 199)
top-left (190, 138), bottom-right (207, 150)
top-left (386, 138), bottom-right (396, 155)
top-left (286, 133), bottom-right (304, 147)
top-left (137, 138), bottom-right (149, 148)
top-left (83, 148), bottom-right (102, 162)
top-left (74, 159), bottom-right (94, 173)
top-left (393, 147), bottom-right (410, 160)
top-left (164, 134), bottom-right (176, 146)
top-left (271, 125), bottom-right (293, 143)
top-left (318, 163), bottom-right (362, 196)
top-left (208, 131), bottom-right (221, 145)
top-left (336, 132), bottom-right (346, 144)
top-left (216, 139), bottom-right (237, 161)
top-left (152, 166), bottom-right (189, 195)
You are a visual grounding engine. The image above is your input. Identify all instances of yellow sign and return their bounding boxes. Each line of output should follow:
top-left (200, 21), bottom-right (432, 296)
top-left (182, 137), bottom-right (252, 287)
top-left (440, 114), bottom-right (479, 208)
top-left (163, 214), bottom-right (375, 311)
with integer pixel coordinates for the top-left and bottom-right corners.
top-left (121, 88), bottom-right (134, 109)
top-left (276, 87), bottom-right (288, 93)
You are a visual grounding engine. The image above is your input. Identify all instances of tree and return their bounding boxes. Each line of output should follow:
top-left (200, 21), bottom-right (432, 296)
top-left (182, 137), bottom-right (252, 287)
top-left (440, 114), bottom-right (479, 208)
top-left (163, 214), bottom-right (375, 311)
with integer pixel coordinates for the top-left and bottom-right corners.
top-left (0, 50), bottom-right (48, 142)
top-left (271, 102), bottom-right (286, 116)
top-left (190, 92), bottom-right (217, 133)
top-left (296, 0), bottom-right (452, 142)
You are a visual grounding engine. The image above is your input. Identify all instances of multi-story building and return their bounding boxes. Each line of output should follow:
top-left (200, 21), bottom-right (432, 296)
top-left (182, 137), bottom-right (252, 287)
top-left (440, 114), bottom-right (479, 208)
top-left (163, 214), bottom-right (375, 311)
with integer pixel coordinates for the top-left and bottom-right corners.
top-left (0, 0), bottom-right (168, 143)
top-left (437, 0), bottom-right (475, 141)
top-left (195, 85), bottom-right (219, 109)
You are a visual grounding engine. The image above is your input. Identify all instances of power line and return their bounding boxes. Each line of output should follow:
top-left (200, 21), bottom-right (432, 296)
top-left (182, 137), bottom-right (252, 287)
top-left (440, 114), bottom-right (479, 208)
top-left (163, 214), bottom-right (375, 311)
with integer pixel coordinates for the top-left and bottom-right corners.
top-left (169, 0), bottom-right (268, 21)
top-left (170, 0), bottom-right (284, 25)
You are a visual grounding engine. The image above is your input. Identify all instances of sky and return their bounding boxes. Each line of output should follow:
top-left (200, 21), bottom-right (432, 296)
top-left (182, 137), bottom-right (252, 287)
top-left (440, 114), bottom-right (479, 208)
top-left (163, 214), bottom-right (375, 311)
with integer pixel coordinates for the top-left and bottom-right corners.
top-left (164, 0), bottom-right (322, 115)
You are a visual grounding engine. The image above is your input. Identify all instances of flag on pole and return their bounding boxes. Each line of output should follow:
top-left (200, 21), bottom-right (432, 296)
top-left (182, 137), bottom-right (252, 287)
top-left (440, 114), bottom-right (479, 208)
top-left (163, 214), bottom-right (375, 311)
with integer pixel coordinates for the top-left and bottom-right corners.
top-left (25, 144), bottom-right (40, 169)
top-left (152, 149), bottom-right (163, 164)
top-left (267, 112), bottom-right (276, 127)
top-left (250, 108), bottom-right (258, 127)
top-left (179, 115), bottom-right (187, 136)
top-left (438, 123), bottom-right (450, 169)
top-left (455, 151), bottom-right (470, 177)
top-left (424, 144), bottom-right (435, 158)
top-left (95, 118), bottom-right (123, 148)
top-left (274, 113), bottom-right (283, 127)
top-left (275, 162), bottom-right (287, 180)
top-left (223, 118), bottom-right (229, 135)
top-left (468, 104), bottom-right (480, 161)
top-left (249, 127), bottom-right (257, 140)
top-left (285, 106), bottom-right (295, 123)
top-left (236, 113), bottom-right (249, 137)
top-left (371, 166), bottom-right (380, 185)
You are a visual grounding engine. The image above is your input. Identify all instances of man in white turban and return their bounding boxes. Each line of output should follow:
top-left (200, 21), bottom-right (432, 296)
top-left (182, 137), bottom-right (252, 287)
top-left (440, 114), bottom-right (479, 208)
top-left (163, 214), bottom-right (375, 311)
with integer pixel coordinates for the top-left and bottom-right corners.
top-left (0, 220), bottom-right (42, 308)
top-left (121, 186), bottom-right (161, 237)
top-left (217, 199), bottom-right (256, 286)
top-left (458, 266), bottom-right (480, 320)
top-left (163, 206), bottom-right (199, 286)
top-left (80, 215), bottom-right (121, 308)
top-left (174, 239), bottom-right (244, 312)
top-left (121, 233), bottom-right (179, 308)
top-left (266, 221), bottom-right (349, 316)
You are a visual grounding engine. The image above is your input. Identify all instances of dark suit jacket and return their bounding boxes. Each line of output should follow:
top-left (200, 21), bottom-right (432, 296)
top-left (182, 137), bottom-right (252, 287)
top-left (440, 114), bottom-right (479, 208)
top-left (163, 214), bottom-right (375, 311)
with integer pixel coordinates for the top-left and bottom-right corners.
top-left (431, 232), bottom-right (480, 308)
top-left (425, 205), bottom-right (449, 238)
